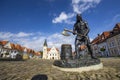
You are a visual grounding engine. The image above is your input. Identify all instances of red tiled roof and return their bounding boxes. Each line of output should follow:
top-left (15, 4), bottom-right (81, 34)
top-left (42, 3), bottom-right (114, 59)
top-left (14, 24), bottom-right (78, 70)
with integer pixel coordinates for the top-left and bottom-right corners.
top-left (0, 40), bottom-right (38, 55)
top-left (56, 48), bottom-right (59, 51)
top-left (47, 48), bottom-right (51, 51)
top-left (10, 43), bottom-right (16, 49)
top-left (15, 44), bottom-right (23, 51)
top-left (92, 23), bottom-right (120, 44)
top-left (35, 52), bottom-right (41, 56)
top-left (0, 40), bottom-right (8, 46)
top-left (91, 31), bottom-right (110, 44)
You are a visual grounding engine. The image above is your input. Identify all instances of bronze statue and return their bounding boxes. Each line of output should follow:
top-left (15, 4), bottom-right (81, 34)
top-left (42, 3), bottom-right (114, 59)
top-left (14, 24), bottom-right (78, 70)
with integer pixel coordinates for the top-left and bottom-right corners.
top-left (73, 14), bottom-right (95, 59)
top-left (55, 14), bottom-right (100, 68)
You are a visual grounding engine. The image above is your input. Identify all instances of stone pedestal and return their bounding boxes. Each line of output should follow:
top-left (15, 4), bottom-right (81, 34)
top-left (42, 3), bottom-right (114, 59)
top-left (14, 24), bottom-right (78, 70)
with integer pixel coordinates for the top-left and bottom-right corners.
top-left (53, 44), bottom-right (103, 72)
top-left (52, 63), bottom-right (103, 73)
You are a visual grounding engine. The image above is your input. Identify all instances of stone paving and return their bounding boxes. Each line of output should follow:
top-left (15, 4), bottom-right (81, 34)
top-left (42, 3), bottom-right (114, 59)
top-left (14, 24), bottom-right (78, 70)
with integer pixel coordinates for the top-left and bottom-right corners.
top-left (0, 58), bottom-right (120, 80)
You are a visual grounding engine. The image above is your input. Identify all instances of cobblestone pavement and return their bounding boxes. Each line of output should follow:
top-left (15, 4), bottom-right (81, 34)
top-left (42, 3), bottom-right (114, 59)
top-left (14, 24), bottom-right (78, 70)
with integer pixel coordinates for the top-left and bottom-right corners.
top-left (0, 58), bottom-right (120, 80)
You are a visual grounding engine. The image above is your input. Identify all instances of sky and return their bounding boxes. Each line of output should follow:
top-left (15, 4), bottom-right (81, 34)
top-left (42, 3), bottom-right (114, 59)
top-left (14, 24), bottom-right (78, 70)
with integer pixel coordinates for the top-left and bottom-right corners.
top-left (0, 0), bottom-right (120, 51)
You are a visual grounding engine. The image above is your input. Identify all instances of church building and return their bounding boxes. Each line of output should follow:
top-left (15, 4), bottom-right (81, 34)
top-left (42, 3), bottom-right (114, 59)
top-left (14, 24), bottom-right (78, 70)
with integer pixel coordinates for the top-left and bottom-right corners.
top-left (42, 39), bottom-right (60, 60)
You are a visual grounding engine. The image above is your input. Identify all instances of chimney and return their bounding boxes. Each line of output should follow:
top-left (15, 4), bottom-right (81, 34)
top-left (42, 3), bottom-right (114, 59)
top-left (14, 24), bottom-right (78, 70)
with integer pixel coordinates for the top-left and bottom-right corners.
top-left (97, 34), bottom-right (100, 36)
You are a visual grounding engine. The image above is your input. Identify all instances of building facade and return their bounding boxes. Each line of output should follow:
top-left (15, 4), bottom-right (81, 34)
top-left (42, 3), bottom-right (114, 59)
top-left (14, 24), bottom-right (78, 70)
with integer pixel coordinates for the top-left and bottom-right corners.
top-left (91, 23), bottom-right (120, 57)
top-left (106, 24), bottom-right (120, 56)
top-left (42, 39), bottom-right (60, 60)
top-left (0, 40), bottom-right (40, 59)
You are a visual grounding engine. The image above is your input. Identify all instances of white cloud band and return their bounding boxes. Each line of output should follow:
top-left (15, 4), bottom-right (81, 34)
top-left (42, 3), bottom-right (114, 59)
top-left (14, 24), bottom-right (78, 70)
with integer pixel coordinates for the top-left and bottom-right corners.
top-left (52, 0), bottom-right (101, 24)
top-left (0, 32), bottom-right (75, 51)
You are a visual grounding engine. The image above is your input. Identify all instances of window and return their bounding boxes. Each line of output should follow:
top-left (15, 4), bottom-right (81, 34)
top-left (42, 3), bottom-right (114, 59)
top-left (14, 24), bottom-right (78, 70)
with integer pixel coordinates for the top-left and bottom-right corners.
top-left (102, 36), bottom-right (104, 40)
top-left (109, 43), bottom-right (111, 47)
top-left (111, 50), bottom-right (114, 55)
top-left (14, 51), bottom-right (16, 53)
top-left (118, 39), bottom-right (120, 45)
top-left (112, 42), bottom-right (115, 47)
top-left (114, 49), bottom-right (118, 54)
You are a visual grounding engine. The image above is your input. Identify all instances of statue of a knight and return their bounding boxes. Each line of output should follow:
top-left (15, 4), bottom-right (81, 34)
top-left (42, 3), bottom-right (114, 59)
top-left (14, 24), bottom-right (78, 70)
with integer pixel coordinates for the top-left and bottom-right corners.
top-left (73, 14), bottom-right (95, 59)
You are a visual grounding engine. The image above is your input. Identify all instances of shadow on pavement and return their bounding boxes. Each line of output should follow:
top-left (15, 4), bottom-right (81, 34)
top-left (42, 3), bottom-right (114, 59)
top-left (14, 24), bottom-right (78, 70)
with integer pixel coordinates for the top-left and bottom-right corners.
top-left (0, 58), bottom-right (25, 61)
top-left (31, 74), bottom-right (48, 80)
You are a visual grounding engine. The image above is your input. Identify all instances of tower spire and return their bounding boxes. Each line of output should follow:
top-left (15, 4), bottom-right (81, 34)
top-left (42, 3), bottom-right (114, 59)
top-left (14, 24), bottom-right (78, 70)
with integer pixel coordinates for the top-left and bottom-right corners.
top-left (43, 39), bottom-right (47, 47)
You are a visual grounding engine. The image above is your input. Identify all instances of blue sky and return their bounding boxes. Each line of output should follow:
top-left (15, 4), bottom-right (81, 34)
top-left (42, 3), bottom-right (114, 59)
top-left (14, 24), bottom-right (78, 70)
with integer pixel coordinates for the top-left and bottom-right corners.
top-left (0, 0), bottom-right (120, 51)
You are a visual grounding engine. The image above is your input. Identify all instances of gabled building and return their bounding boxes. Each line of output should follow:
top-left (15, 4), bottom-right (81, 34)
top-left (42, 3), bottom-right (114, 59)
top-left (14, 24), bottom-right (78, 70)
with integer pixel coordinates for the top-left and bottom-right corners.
top-left (91, 31), bottom-right (110, 57)
top-left (91, 23), bottom-right (120, 57)
top-left (0, 40), bottom-right (41, 59)
top-left (0, 40), bottom-right (9, 58)
top-left (106, 23), bottom-right (120, 56)
top-left (42, 39), bottom-right (60, 60)
top-left (4, 42), bottom-right (18, 58)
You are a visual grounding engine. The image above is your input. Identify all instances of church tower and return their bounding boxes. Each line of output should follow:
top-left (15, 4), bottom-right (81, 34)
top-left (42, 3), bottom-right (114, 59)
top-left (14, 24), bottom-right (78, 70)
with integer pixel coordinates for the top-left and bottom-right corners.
top-left (42, 39), bottom-right (48, 59)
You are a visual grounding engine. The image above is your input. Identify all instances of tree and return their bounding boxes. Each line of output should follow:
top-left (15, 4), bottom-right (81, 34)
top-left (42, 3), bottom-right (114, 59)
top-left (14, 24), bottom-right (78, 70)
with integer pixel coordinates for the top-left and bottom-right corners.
top-left (39, 51), bottom-right (43, 58)
top-left (5, 52), bottom-right (9, 55)
top-left (100, 47), bottom-right (106, 52)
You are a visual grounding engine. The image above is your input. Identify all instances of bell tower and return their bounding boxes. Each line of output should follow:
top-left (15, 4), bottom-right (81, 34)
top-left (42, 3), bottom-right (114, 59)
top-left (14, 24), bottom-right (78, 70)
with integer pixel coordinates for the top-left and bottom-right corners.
top-left (42, 39), bottom-right (48, 59)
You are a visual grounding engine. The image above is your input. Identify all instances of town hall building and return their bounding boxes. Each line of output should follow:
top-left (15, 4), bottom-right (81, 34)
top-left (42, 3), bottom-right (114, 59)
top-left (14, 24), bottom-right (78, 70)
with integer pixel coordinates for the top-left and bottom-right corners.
top-left (42, 39), bottom-right (60, 60)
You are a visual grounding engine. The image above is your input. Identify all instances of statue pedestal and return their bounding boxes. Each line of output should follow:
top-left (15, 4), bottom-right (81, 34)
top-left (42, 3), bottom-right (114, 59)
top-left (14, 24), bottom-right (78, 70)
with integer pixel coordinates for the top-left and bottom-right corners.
top-left (53, 59), bottom-right (103, 73)
top-left (54, 44), bottom-right (103, 72)
top-left (52, 62), bottom-right (103, 73)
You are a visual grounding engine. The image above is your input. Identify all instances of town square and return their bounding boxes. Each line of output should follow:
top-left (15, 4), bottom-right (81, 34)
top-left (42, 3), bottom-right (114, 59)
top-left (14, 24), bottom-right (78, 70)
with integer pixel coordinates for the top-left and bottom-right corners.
top-left (0, 0), bottom-right (120, 80)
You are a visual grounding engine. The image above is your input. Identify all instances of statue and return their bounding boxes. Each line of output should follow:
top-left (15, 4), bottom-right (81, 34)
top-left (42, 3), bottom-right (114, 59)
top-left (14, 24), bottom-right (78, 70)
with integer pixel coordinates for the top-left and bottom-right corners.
top-left (53, 14), bottom-right (101, 69)
top-left (73, 14), bottom-right (96, 59)
top-left (62, 14), bottom-right (96, 59)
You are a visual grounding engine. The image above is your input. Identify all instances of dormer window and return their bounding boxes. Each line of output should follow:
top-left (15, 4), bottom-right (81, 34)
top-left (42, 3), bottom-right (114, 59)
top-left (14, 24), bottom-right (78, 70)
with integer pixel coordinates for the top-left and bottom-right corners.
top-left (118, 39), bottom-right (120, 45)
top-left (110, 32), bottom-right (114, 34)
top-left (102, 36), bottom-right (104, 40)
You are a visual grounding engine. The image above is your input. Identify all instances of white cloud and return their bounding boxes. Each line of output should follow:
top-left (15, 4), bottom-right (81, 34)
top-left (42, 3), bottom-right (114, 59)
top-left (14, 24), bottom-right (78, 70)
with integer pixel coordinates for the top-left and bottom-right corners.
top-left (52, 12), bottom-right (68, 23)
top-left (0, 32), bottom-right (14, 39)
top-left (52, 12), bottom-right (75, 24)
top-left (113, 14), bottom-right (120, 22)
top-left (16, 32), bottom-right (33, 37)
top-left (0, 31), bottom-right (95, 52)
top-left (0, 31), bottom-right (75, 51)
top-left (52, 0), bottom-right (101, 24)
top-left (72, 0), bottom-right (101, 4)
top-left (0, 32), bottom-right (34, 40)
top-left (90, 38), bottom-right (93, 42)
top-left (72, 0), bottom-right (101, 13)
top-left (72, 0), bottom-right (80, 4)
top-left (47, 33), bottom-right (75, 50)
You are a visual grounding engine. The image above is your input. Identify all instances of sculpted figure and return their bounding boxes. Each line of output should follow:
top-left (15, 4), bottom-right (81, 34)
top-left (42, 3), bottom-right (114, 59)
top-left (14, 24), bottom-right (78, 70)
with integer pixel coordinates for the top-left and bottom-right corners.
top-left (73, 14), bottom-right (95, 59)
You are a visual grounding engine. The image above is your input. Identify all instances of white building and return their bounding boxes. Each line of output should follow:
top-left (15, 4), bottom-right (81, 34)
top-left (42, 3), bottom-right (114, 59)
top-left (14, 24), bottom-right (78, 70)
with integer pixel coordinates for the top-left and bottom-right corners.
top-left (0, 41), bottom-right (9, 58)
top-left (3, 42), bottom-right (20, 58)
top-left (42, 39), bottom-right (60, 60)
top-left (0, 40), bottom-right (40, 59)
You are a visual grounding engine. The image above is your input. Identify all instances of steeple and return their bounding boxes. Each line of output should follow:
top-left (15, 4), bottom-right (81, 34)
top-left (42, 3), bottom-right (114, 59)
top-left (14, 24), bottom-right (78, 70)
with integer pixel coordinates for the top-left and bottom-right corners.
top-left (43, 39), bottom-right (47, 47)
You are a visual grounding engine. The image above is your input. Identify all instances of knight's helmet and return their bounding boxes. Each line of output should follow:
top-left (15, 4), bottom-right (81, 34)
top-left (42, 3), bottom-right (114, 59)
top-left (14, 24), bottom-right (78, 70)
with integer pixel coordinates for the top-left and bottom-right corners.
top-left (76, 14), bottom-right (82, 22)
